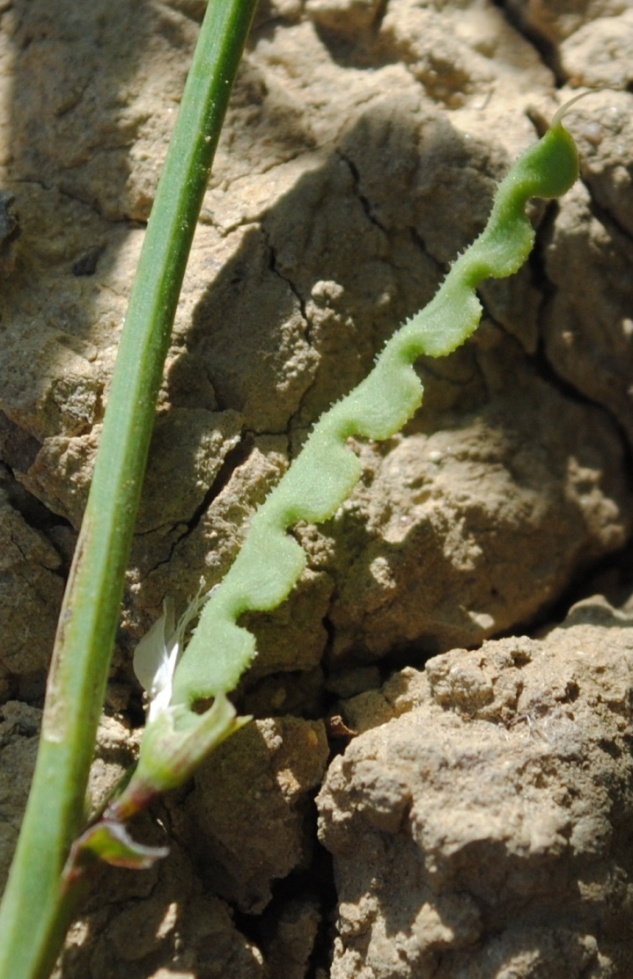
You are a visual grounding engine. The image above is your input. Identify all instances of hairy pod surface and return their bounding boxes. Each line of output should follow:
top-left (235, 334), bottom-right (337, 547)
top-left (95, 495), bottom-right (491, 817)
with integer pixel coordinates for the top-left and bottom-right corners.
top-left (166, 113), bottom-right (579, 708)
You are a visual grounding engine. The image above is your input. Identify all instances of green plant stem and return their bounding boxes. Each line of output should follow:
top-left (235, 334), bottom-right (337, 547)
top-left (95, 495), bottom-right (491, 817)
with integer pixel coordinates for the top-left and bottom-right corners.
top-left (0, 1), bottom-right (258, 976)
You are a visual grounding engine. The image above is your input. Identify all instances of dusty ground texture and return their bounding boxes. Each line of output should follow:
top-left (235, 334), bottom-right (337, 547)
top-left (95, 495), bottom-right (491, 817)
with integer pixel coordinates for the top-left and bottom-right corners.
top-left (1, 0), bottom-right (633, 976)
top-left (319, 596), bottom-right (633, 978)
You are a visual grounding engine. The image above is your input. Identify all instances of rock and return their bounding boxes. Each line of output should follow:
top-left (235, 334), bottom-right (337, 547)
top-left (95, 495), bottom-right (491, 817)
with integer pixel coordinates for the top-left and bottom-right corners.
top-left (318, 596), bottom-right (633, 978)
top-left (503, 0), bottom-right (629, 44)
top-left (0, 708), bottom-right (137, 900)
top-left (0, 489), bottom-right (63, 688)
top-left (61, 846), bottom-right (266, 979)
top-left (0, 701), bottom-right (41, 887)
top-left (559, 10), bottom-right (633, 89)
top-left (0, 0), bottom-right (631, 686)
top-left (262, 896), bottom-right (322, 979)
top-left (541, 89), bottom-right (633, 444)
top-left (177, 716), bottom-right (329, 912)
top-left (313, 330), bottom-right (631, 661)
top-left (0, 0), bottom-right (633, 975)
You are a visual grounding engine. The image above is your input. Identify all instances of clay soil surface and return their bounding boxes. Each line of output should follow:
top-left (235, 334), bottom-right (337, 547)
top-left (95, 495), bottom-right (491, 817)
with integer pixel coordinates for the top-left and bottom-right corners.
top-left (2, 1), bottom-right (633, 976)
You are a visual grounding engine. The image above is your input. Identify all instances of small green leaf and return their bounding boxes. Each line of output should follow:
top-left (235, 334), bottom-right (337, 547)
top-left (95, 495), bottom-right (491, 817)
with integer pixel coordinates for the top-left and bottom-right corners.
top-left (65, 820), bottom-right (168, 880)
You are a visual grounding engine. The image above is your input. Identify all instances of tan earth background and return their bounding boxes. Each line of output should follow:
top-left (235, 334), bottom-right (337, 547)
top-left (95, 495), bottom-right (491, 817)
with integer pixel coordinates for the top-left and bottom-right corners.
top-left (1, 0), bottom-right (633, 976)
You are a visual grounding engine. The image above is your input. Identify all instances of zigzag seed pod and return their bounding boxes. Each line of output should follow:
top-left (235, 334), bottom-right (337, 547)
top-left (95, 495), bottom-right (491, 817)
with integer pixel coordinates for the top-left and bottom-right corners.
top-left (165, 105), bottom-right (580, 707)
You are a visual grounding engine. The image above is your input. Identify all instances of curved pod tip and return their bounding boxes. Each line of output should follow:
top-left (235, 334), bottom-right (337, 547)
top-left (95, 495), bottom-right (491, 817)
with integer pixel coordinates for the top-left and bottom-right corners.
top-left (551, 89), bottom-right (598, 129)
top-left (530, 89), bottom-right (598, 201)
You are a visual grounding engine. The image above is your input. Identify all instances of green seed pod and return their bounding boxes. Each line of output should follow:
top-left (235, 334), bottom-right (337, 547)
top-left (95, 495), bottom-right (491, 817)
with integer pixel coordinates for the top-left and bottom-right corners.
top-left (170, 103), bottom-right (583, 707)
top-left (132, 100), bottom-right (586, 792)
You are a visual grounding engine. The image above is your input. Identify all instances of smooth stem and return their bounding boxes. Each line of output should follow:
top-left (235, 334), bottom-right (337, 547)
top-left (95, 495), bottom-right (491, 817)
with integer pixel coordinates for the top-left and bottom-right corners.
top-left (0, 1), bottom-right (258, 976)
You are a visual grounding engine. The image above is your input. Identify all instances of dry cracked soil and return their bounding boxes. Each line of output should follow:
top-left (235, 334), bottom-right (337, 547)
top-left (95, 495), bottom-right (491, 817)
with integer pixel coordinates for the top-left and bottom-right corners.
top-left (2, 0), bottom-right (633, 976)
